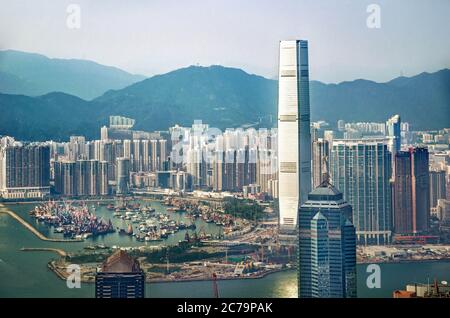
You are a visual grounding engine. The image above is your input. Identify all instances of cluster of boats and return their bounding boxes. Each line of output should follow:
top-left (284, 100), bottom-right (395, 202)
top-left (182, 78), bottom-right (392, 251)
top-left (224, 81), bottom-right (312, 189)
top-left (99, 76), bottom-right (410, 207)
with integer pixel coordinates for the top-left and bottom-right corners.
top-left (30, 201), bottom-right (115, 239)
top-left (164, 197), bottom-right (233, 227)
top-left (118, 212), bottom-right (197, 242)
top-left (164, 197), bottom-right (246, 237)
top-left (106, 201), bottom-right (155, 213)
top-left (30, 198), bottom-right (242, 243)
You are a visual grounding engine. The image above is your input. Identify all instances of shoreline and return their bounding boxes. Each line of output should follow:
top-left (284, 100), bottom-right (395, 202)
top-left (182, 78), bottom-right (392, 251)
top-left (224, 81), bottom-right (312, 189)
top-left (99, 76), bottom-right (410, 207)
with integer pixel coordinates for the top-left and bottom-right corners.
top-left (357, 257), bottom-right (450, 265)
top-left (46, 256), bottom-right (450, 286)
top-left (47, 260), bottom-right (289, 284)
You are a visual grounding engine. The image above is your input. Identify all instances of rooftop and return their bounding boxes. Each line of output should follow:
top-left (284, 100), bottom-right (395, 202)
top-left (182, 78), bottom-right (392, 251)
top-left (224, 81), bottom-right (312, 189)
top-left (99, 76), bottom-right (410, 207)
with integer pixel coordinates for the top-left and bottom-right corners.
top-left (101, 249), bottom-right (142, 273)
top-left (306, 177), bottom-right (345, 202)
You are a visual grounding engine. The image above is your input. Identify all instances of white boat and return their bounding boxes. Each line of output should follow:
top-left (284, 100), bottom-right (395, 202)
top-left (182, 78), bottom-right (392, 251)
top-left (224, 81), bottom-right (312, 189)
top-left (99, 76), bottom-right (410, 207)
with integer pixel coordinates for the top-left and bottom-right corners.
top-left (54, 227), bottom-right (64, 233)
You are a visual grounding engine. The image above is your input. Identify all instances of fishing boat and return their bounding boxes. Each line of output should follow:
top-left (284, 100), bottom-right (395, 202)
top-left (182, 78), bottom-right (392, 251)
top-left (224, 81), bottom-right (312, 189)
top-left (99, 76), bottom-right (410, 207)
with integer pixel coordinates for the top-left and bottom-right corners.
top-left (126, 224), bottom-right (133, 235)
top-left (54, 227), bottom-right (64, 233)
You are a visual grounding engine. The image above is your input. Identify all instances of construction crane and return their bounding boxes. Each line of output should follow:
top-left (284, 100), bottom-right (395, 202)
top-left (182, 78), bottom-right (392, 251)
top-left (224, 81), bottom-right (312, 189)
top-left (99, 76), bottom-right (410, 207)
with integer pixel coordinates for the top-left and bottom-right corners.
top-left (212, 273), bottom-right (219, 298)
top-left (165, 249), bottom-right (170, 274)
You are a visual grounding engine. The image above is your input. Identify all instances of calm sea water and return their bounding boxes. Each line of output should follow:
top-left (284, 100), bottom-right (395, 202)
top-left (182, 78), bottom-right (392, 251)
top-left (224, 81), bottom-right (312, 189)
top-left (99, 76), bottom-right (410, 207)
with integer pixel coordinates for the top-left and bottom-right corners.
top-left (1, 201), bottom-right (449, 298)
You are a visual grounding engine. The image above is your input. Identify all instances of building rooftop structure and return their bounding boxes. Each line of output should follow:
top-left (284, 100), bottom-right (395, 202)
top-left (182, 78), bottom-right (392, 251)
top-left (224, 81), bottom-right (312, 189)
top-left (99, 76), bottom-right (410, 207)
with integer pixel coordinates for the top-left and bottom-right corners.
top-left (100, 249), bottom-right (141, 273)
top-left (302, 175), bottom-right (347, 206)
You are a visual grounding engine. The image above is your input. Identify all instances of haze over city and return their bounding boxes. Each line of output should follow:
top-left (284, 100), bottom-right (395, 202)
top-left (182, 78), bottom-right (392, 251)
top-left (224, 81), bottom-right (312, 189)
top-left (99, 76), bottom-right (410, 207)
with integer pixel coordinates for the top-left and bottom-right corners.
top-left (1, 0), bottom-right (449, 83)
top-left (0, 0), bottom-right (449, 305)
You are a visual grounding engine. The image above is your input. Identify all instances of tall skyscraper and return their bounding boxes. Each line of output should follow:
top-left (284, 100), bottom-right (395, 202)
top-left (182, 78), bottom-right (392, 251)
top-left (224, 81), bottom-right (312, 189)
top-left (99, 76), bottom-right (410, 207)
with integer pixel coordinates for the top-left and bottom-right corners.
top-left (411, 148), bottom-right (430, 233)
top-left (393, 152), bottom-right (413, 234)
top-left (386, 114), bottom-right (401, 154)
top-left (386, 114), bottom-right (401, 176)
top-left (331, 138), bottom-right (392, 245)
top-left (298, 179), bottom-right (357, 298)
top-left (393, 148), bottom-right (430, 234)
top-left (95, 250), bottom-right (145, 298)
top-left (278, 40), bottom-right (311, 239)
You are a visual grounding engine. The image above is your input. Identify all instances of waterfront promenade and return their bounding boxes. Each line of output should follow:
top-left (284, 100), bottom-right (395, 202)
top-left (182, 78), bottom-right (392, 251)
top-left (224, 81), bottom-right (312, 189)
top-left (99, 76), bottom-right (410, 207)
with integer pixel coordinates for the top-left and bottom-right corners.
top-left (0, 204), bottom-right (82, 243)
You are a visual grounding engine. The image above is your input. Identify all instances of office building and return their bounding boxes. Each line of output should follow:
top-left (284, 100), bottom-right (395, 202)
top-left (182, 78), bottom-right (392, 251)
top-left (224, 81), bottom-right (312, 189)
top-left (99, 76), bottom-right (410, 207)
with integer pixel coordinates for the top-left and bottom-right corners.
top-left (411, 148), bottom-right (430, 233)
top-left (277, 40), bottom-right (312, 238)
top-left (393, 148), bottom-right (430, 234)
top-left (298, 179), bottom-right (357, 298)
top-left (386, 115), bottom-right (401, 154)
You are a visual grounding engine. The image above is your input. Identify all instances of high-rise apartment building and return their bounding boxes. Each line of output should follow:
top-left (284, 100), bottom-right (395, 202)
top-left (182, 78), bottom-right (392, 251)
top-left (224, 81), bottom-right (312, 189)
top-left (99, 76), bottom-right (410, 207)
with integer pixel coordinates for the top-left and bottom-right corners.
top-left (54, 161), bottom-right (77, 196)
top-left (430, 170), bottom-right (447, 209)
top-left (0, 143), bottom-right (50, 199)
top-left (116, 158), bottom-right (130, 195)
top-left (330, 138), bottom-right (392, 245)
top-left (54, 159), bottom-right (109, 196)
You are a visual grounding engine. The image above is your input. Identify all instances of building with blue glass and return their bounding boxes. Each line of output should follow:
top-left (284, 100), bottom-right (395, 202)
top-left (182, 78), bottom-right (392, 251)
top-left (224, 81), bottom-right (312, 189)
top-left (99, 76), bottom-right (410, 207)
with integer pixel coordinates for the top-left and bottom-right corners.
top-left (298, 179), bottom-right (357, 298)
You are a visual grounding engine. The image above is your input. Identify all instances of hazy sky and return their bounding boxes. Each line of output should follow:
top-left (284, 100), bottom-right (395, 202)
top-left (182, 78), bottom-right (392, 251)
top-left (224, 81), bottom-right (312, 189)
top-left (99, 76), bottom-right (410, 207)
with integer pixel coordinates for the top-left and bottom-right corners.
top-left (1, 0), bottom-right (449, 83)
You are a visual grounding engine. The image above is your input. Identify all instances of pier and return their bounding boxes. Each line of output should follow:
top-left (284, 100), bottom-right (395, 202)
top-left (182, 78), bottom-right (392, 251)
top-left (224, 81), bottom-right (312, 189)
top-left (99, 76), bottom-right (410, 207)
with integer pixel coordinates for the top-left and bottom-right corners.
top-left (0, 205), bottom-right (82, 242)
top-left (21, 247), bottom-right (67, 257)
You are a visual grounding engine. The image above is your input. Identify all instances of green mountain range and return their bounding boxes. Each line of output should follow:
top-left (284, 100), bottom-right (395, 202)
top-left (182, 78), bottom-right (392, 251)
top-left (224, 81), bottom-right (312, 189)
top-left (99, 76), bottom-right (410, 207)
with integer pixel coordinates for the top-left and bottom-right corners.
top-left (0, 51), bottom-right (448, 141)
top-left (0, 50), bottom-right (145, 100)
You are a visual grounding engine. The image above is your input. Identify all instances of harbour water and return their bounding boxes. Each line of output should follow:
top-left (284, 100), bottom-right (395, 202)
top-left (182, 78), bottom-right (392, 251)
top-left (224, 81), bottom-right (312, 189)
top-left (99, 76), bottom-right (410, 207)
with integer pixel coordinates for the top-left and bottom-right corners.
top-left (1, 201), bottom-right (449, 298)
